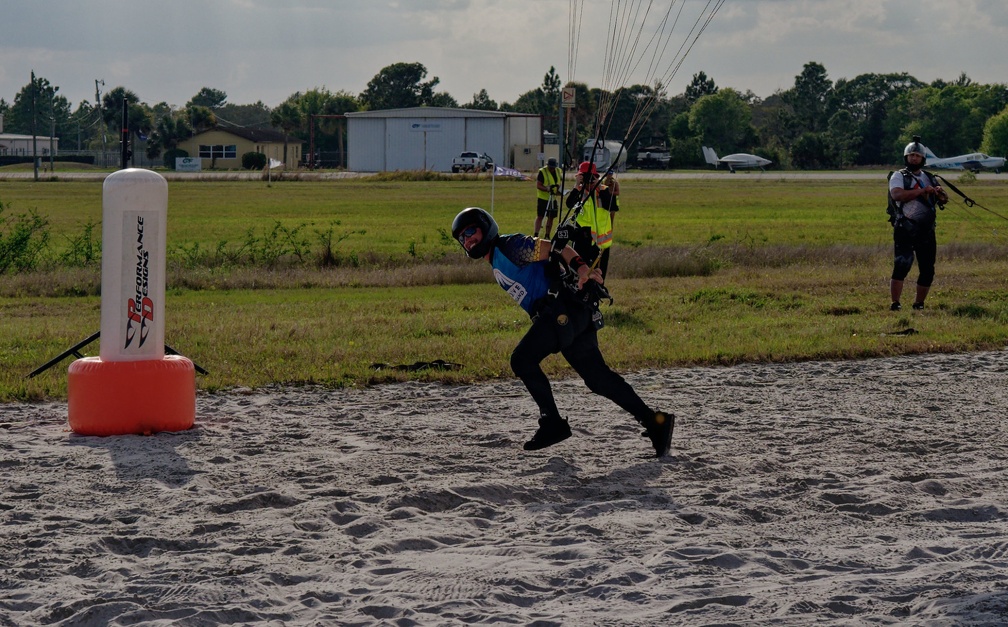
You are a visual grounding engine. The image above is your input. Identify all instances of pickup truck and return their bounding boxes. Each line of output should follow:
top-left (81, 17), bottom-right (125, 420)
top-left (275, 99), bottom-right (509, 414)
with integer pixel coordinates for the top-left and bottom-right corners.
top-left (451, 151), bottom-right (494, 173)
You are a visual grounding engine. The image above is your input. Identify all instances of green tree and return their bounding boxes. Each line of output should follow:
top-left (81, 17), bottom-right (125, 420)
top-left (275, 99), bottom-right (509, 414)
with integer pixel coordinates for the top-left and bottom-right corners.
top-left (506, 88), bottom-right (546, 114)
top-left (688, 88), bottom-right (753, 152)
top-left (830, 72), bottom-right (923, 164)
top-left (590, 84), bottom-right (669, 148)
top-left (428, 92), bottom-right (458, 108)
top-left (559, 82), bottom-right (596, 161)
top-left (286, 88), bottom-right (360, 166)
top-left (188, 87), bottom-right (228, 110)
top-left (185, 105), bottom-right (217, 135)
top-left (791, 132), bottom-right (829, 169)
top-left (827, 110), bottom-right (858, 168)
top-left (6, 75), bottom-right (71, 141)
top-left (100, 86), bottom-right (155, 165)
top-left (147, 109), bottom-right (193, 159)
top-left (632, 87), bottom-right (679, 149)
top-left (217, 101), bottom-right (272, 127)
top-left (270, 100), bottom-right (304, 165)
top-left (886, 82), bottom-right (1008, 160)
top-left (501, 68), bottom-right (564, 132)
top-left (359, 62), bottom-right (440, 110)
top-left (542, 67), bottom-right (562, 133)
top-left (684, 71), bottom-right (717, 105)
top-left (67, 101), bottom-right (104, 151)
top-left (980, 105), bottom-right (1008, 157)
top-left (464, 89), bottom-right (498, 111)
top-left (784, 62), bottom-right (833, 134)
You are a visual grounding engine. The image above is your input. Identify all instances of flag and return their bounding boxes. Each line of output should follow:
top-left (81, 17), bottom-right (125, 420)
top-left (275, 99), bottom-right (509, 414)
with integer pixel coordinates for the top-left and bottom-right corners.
top-left (268, 158), bottom-right (284, 169)
top-left (493, 165), bottom-right (527, 180)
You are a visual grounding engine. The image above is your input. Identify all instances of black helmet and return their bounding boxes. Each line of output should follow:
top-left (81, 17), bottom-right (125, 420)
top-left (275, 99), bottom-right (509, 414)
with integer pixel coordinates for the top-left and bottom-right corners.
top-left (452, 207), bottom-right (499, 259)
top-left (903, 135), bottom-right (927, 168)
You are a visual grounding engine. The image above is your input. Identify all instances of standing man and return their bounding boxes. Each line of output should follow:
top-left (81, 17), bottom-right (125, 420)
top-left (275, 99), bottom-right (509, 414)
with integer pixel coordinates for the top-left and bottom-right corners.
top-left (534, 158), bottom-right (562, 238)
top-left (567, 161), bottom-right (616, 279)
top-left (888, 136), bottom-right (948, 311)
top-left (451, 206), bottom-right (674, 457)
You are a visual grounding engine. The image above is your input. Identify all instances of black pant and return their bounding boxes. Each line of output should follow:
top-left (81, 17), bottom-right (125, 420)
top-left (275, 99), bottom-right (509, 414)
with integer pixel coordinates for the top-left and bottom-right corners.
top-left (509, 304), bottom-right (652, 422)
top-left (892, 224), bottom-right (936, 287)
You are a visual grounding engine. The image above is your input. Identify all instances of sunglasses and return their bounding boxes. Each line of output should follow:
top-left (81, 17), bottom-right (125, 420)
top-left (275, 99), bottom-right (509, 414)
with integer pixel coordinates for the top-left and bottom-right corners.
top-left (457, 225), bottom-right (478, 245)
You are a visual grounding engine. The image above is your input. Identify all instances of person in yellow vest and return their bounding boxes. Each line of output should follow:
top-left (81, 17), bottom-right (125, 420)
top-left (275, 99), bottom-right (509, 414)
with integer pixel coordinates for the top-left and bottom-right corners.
top-left (566, 161), bottom-right (616, 279)
top-left (534, 158), bottom-right (563, 237)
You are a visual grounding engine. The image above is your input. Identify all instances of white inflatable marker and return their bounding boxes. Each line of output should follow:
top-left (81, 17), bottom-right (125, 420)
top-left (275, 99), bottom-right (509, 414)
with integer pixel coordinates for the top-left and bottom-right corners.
top-left (99, 168), bottom-right (168, 361)
top-left (68, 168), bottom-right (195, 436)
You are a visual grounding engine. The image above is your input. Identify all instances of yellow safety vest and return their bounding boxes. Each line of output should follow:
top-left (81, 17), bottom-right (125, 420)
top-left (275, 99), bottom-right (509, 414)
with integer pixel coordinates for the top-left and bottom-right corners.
top-left (576, 194), bottom-right (613, 249)
top-left (537, 167), bottom-right (562, 202)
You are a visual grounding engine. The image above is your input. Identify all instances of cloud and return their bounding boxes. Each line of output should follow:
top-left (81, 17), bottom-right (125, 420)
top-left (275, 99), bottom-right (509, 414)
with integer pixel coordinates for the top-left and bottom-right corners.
top-left (2, 0), bottom-right (1006, 111)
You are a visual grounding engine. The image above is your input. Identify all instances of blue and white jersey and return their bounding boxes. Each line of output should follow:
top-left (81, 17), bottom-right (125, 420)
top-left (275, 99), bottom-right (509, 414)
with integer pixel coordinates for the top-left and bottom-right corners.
top-left (490, 234), bottom-right (553, 315)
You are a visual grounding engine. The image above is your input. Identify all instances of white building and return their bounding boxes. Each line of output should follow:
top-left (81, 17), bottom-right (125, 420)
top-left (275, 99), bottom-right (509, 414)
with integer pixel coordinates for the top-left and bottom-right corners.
top-left (0, 133), bottom-right (59, 157)
top-left (346, 107), bottom-right (543, 172)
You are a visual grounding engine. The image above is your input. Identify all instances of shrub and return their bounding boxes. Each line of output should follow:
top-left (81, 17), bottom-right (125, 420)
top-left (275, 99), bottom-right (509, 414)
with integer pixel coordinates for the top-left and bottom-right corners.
top-left (0, 202), bottom-right (50, 274)
top-left (163, 148), bottom-right (189, 170)
top-left (242, 152), bottom-right (267, 170)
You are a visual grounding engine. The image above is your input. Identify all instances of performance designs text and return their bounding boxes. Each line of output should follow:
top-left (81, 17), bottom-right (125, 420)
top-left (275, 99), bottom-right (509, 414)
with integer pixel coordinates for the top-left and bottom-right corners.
top-left (124, 215), bottom-right (154, 349)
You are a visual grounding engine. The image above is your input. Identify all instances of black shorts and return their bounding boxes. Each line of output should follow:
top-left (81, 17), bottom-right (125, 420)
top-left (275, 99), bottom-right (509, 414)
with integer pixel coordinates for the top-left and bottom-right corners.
top-left (537, 197), bottom-right (558, 218)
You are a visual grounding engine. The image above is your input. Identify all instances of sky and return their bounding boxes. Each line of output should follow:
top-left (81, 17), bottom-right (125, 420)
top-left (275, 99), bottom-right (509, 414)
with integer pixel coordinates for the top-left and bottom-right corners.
top-left (1, 0), bottom-right (1006, 113)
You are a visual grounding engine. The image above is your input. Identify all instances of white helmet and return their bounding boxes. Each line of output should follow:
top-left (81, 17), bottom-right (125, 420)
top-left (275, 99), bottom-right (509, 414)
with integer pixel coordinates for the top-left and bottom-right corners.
top-left (903, 135), bottom-right (927, 166)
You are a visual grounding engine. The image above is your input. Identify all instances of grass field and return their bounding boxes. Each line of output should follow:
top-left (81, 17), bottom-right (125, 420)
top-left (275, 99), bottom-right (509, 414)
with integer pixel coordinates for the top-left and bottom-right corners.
top-left (2, 174), bottom-right (1008, 401)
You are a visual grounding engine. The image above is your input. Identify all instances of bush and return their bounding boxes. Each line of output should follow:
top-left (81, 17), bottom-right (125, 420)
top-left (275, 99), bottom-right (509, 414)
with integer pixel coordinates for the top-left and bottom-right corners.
top-left (242, 152), bottom-right (267, 170)
top-left (0, 202), bottom-right (50, 274)
top-left (163, 148), bottom-right (189, 170)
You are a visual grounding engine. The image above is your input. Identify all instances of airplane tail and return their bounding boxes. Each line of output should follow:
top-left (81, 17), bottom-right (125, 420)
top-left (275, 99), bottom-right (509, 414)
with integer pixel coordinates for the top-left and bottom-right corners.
top-left (702, 146), bottom-right (719, 167)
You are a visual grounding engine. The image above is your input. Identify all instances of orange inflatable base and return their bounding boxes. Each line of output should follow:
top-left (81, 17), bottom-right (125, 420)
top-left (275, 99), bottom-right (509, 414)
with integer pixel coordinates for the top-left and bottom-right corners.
top-left (68, 355), bottom-right (196, 436)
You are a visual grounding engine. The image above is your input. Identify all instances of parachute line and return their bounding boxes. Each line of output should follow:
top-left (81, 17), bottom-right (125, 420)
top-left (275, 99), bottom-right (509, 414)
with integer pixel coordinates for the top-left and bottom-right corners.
top-left (567, 0), bottom-right (725, 160)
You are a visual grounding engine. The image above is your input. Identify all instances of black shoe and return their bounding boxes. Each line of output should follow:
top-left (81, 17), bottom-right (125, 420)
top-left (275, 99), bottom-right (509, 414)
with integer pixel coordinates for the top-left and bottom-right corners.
top-left (523, 418), bottom-right (572, 451)
top-left (643, 411), bottom-right (675, 458)
top-left (890, 302), bottom-right (901, 311)
top-left (912, 302), bottom-right (924, 310)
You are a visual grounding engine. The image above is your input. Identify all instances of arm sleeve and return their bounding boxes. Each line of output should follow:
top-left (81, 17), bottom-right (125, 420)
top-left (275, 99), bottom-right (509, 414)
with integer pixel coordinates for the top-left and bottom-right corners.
top-left (498, 234), bottom-right (539, 267)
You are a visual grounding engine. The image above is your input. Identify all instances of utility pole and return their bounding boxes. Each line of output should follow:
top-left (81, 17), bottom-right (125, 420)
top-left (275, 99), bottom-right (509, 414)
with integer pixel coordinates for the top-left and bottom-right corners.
top-left (31, 71), bottom-right (38, 181)
top-left (557, 94), bottom-right (564, 169)
top-left (95, 79), bottom-right (105, 166)
top-left (49, 86), bottom-right (58, 172)
top-left (120, 97), bottom-right (129, 170)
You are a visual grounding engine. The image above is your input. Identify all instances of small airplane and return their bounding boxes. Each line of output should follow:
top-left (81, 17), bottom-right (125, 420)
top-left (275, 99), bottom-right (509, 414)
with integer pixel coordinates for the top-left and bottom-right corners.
top-left (921, 146), bottom-right (1005, 173)
top-left (702, 146), bottom-right (771, 173)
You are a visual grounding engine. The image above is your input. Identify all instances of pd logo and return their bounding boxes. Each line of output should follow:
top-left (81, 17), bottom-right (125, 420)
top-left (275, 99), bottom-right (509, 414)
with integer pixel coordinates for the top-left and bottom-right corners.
top-left (125, 296), bottom-right (153, 349)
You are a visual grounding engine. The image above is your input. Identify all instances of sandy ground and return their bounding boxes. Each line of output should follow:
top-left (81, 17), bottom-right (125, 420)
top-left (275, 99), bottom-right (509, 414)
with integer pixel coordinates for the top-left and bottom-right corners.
top-left (2, 350), bottom-right (1007, 626)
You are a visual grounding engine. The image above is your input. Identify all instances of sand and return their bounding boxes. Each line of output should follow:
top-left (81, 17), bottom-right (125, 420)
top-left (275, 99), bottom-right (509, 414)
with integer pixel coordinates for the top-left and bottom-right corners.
top-left (2, 350), bottom-right (1007, 625)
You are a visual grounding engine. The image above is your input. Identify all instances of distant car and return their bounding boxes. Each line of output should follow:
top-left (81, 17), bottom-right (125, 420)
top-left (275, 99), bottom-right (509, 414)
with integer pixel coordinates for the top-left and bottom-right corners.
top-left (636, 145), bottom-right (671, 169)
top-left (452, 151), bottom-right (494, 173)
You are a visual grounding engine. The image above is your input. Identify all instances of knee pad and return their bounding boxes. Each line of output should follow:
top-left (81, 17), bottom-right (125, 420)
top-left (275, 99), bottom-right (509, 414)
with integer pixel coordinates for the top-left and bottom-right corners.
top-left (891, 253), bottom-right (913, 281)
